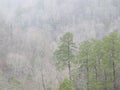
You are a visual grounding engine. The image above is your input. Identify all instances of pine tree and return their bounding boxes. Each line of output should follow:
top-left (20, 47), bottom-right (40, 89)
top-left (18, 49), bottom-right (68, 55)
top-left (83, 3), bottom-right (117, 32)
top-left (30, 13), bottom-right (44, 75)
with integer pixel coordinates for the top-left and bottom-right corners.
top-left (77, 40), bottom-right (92, 90)
top-left (54, 32), bottom-right (75, 80)
top-left (102, 31), bottom-right (120, 90)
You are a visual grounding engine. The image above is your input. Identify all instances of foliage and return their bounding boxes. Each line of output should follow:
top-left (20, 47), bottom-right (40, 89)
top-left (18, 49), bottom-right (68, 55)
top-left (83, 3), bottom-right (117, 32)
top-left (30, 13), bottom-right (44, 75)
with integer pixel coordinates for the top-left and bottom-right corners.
top-left (58, 78), bottom-right (74, 90)
top-left (76, 31), bottom-right (120, 90)
top-left (54, 32), bottom-right (75, 70)
top-left (54, 32), bottom-right (76, 80)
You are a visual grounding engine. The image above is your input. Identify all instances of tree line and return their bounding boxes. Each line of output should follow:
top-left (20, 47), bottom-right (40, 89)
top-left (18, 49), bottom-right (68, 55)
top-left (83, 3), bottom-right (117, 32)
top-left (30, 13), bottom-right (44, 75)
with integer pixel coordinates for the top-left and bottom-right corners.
top-left (54, 31), bottom-right (120, 90)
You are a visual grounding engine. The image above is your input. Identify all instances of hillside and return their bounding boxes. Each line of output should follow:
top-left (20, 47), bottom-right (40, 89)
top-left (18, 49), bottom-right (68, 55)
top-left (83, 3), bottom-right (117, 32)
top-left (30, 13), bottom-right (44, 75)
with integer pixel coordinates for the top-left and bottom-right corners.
top-left (0, 0), bottom-right (120, 90)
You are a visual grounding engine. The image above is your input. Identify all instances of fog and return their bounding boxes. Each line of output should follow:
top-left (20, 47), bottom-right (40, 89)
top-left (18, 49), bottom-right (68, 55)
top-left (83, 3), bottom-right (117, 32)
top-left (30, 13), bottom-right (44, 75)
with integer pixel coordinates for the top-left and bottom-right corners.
top-left (0, 0), bottom-right (120, 90)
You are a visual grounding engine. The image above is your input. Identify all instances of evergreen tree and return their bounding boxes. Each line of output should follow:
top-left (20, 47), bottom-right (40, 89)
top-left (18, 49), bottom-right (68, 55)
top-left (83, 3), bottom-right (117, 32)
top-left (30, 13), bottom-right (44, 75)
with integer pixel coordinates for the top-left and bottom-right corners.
top-left (54, 32), bottom-right (75, 80)
top-left (77, 40), bottom-right (92, 90)
top-left (102, 31), bottom-right (120, 90)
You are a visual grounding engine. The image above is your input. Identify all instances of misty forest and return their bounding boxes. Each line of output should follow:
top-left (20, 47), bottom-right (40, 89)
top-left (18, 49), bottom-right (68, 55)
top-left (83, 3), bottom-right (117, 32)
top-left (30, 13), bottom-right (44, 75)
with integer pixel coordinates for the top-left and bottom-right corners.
top-left (0, 0), bottom-right (120, 90)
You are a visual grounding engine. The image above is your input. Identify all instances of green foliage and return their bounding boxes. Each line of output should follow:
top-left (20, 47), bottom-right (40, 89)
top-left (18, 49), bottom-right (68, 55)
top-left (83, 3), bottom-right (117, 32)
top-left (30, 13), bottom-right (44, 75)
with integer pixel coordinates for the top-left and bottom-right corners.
top-left (55, 31), bottom-right (120, 90)
top-left (58, 78), bottom-right (74, 90)
top-left (102, 31), bottom-right (120, 63)
top-left (54, 32), bottom-right (75, 70)
top-left (77, 40), bottom-right (92, 67)
top-left (76, 31), bottom-right (120, 90)
top-left (8, 78), bottom-right (23, 90)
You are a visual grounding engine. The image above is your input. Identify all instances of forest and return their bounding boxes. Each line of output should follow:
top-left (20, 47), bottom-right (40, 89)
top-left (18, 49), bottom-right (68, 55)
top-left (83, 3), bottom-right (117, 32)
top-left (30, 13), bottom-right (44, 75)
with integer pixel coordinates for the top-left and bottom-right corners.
top-left (0, 0), bottom-right (120, 90)
top-left (1, 30), bottom-right (120, 90)
top-left (55, 31), bottom-right (120, 90)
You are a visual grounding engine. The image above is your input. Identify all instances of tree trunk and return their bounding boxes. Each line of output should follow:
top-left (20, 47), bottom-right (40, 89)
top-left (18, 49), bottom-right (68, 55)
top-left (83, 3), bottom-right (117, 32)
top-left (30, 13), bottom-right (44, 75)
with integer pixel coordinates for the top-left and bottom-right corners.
top-left (86, 58), bottom-right (89, 90)
top-left (68, 61), bottom-right (71, 80)
top-left (41, 72), bottom-right (46, 90)
top-left (67, 40), bottom-right (72, 80)
top-left (104, 69), bottom-right (108, 90)
top-left (94, 66), bottom-right (98, 81)
top-left (86, 66), bottom-right (89, 90)
top-left (113, 61), bottom-right (116, 90)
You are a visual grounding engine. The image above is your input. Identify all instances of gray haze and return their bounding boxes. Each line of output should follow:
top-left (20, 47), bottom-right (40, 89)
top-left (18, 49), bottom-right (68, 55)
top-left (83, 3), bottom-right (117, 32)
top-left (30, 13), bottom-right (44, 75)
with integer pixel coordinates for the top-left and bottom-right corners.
top-left (0, 0), bottom-right (120, 90)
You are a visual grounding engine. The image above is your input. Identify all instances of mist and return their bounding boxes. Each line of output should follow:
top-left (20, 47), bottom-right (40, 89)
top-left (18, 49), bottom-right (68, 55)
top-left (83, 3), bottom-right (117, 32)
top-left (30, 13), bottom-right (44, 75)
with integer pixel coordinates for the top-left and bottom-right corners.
top-left (0, 0), bottom-right (120, 90)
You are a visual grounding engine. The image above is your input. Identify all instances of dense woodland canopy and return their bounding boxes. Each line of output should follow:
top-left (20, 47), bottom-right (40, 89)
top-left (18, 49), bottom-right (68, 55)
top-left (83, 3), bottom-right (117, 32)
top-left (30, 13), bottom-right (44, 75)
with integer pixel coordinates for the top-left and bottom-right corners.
top-left (0, 0), bottom-right (120, 90)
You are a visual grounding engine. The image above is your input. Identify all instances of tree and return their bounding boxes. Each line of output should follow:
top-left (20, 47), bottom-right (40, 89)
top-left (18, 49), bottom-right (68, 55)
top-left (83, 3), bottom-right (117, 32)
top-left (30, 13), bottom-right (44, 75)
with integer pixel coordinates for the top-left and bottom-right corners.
top-left (58, 78), bottom-right (74, 90)
top-left (54, 32), bottom-right (75, 80)
top-left (89, 39), bottom-right (104, 90)
top-left (76, 31), bottom-right (120, 90)
top-left (77, 40), bottom-right (92, 90)
top-left (102, 31), bottom-right (120, 90)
